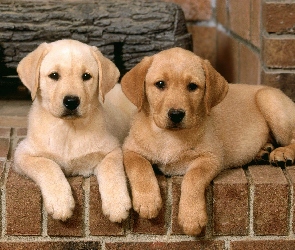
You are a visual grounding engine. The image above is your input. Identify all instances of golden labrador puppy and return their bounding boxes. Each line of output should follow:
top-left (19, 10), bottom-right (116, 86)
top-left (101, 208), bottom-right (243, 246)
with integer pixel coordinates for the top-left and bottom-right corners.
top-left (14, 39), bottom-right (134, 223)
top-left (120, 47), bottom-right (295, 235)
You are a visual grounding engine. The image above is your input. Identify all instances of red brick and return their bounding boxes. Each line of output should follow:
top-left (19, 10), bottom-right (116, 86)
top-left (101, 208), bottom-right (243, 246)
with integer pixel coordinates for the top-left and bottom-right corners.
top-left (132, 175), bottom-right (167, 234)
top-left (188, 26), bottom-right (217, 67)
top-left (231, 240), bottom-right (295, 250)
top-left (0, 241), bottom-right (100, 250)
top-left (228, 0), bottom-right (251, 41)
top-left (263, 37), bottom-right (295, 68)
top-left (285, 166), bottom-right (295, 234)
top-left (89, 176), bottom-right (124, 236)
top-left (164, 0), bottom-right (212, 21)
top-left (15, 127), bottom-right (27, 137)
top-left (216, 0), bottom-right (228, 27)
top-left (216, 31), bottom-right (239, 83)
top-left (106, 241), bottom-right (224, 250)
top-left (0, 138), bottom-right (10, 159)
top-left (249, 165), bottom-right (289, 235)
top-left (263, 3), bottom-right (295, 34)
top-left (0, 127), bottom-right (11, 137)
top-left (250, 0), bottom-right (261, 48)
top-left (239, 43), bottom-right (261, 85)
top-left (261, 69), bottom-right (295, 102)
top-left (171, 176), bottom-right (184, 234)
top-left (213, 168), bottom-right (249, 235)
top-left (47, 176), bottom-right (84, 236)
top-left (6, 168), bottom-right (42, 236)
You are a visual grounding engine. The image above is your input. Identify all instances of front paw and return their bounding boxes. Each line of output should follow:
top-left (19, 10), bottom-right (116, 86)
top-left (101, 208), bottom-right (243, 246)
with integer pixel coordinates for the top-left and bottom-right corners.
top-left (178, 201), bottom-right (208, 235)
top-left (42, 183), bottom-right (75, 221)
top-left (101, 191), bottom-right (132, 223)
top-left (132, 188), bottom-right (162, 219)
top-left (270, 146), bottom-right (295, 167)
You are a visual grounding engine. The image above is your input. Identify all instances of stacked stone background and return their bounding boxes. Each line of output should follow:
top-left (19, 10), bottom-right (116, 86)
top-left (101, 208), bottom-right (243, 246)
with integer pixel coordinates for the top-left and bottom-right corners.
top-left (0, 0), bottom-right (191, 78)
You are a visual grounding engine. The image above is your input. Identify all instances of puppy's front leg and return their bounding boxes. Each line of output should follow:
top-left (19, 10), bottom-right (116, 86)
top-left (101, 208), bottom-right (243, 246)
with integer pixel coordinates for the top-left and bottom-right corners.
top-left (123, 150), bottom-right (162, 219)
top-left (95, 147), bottom-right (131, 223)
top-left (178, 156), bottom-right (221, 235)
top-left (14, 153), bottom-right (75, 221)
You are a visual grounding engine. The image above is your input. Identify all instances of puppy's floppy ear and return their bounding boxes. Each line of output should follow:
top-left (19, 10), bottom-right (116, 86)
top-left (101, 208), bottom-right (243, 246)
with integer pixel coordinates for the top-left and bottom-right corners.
top-left (91, 47), bottom-right (120, 102)
top-left (120, 56), bottom-right (153, 110)
top-left (202, 59), bottom-right (229, 114)
top-left (17, 42), bottom-right (49, 100)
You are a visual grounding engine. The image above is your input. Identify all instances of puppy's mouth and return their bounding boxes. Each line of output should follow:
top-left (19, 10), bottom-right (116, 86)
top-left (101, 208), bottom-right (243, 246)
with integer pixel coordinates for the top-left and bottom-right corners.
top-left (166, 121), bottom-right (185, 130)
top-left (61, 110), bottom-right (82, 119)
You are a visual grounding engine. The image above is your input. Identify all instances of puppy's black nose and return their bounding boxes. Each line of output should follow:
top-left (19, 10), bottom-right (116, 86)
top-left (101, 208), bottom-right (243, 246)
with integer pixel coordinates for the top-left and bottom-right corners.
top-left (168, 109), bottom-right (185, 123)
top-left (63, 96), bottom-right (80, 111)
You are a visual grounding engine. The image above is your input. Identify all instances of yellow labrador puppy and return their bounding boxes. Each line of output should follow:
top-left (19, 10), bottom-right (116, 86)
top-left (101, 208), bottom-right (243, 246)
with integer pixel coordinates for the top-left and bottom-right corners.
top-left (14, 39), bottom-right (134, 223)
top-left (121, 47), bottom-right (295, 235)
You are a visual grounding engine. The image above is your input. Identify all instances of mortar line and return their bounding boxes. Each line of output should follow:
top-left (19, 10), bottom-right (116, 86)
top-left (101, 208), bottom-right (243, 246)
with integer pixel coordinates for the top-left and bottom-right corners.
top-left (224, 240), bottom-right (230, 250)
top-left (282, 168), bottom-right (294, 236)
top-left (1, 128), bottom-right (16, 238)
top-left (0, 233), bottom-right (293, 243)
top-left (6, 127), bottom-right (15, 162)
top-left (243, 167), bottom-right (254, 237)
top-left (1, 160), bottom-right (10, 238)
top-left (166, 177), bottom-right (173, 236)
top-left (84, 177), bottom-right (90, 237)
top-left (42, 200), bottom-right (48, 237)
top-left (100, 241), bottom-right (106, 250)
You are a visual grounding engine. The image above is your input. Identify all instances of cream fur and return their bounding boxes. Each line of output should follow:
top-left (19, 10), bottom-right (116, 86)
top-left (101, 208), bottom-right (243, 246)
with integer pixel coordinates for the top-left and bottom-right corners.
top-left (14, 39), bottom-right (135, 222)
top-left (121, 47), bottom-right (295, 235)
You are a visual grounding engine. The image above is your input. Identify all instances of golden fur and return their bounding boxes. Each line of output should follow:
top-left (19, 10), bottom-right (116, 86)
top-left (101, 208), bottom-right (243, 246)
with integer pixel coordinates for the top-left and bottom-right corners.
top-left (121, 47), bottom-right (295, 235)
top-left (14, 39), bottom-right (135, 222)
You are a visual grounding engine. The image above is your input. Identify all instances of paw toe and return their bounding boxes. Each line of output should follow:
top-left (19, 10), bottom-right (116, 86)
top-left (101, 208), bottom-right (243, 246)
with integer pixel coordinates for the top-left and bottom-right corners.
top-left (44, 193), bottom-right (75, 221)
top-left (102, 195), bottom-right (132, 223)
top-left (178, 206), bottom-right (207, 235)
top-left (179, 216), bottom-right (207, 236)
top-left (133, 195), bottom-right (162, 219)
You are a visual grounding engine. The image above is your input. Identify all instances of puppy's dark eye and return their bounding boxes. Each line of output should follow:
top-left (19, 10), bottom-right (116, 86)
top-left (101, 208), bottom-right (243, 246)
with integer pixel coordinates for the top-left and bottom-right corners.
top-left (187, 82), bottom-right (198, 92)
top-left (48, 72), bottom-right (59, 81)
top-left (82, 73), bottom-right (92, 81)
top-left (155, 81), bottom-right (166, 90)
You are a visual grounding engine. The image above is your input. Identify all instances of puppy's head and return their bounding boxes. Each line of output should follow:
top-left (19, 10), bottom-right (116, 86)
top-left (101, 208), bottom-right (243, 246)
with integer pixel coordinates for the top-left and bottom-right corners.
top-left (121, 47), bottom-right (228, 130)
top-left (17, 39), bottom-right (119, 119)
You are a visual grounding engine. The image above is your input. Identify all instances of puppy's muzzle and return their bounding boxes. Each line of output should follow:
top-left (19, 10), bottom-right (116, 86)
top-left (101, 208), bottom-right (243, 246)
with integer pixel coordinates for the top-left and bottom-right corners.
top-left (168, 108), bottom-right (185, 124)
top-left (63, 95), bottom-right (80, 111)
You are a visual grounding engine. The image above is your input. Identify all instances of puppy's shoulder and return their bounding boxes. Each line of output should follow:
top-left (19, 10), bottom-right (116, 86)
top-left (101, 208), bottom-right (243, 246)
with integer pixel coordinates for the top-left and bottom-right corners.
top-left (123, 112), bottom-right (153, 146)
top-left (227, 83), bottom-right (265, 93)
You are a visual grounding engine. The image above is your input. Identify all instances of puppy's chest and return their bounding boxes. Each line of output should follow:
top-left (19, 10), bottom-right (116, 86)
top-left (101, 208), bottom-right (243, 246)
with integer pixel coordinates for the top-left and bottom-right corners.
top-left (136, 133), bottom-right (200, 175)
top-left (42, 130), bottom-right (113, 175)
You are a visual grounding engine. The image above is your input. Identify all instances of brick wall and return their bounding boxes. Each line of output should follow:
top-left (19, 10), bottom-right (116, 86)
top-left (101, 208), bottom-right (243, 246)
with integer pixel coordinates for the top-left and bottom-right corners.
top-left (2, 128), bottom-right (295, 249)
top-left (170, 0), bottom-right (295, 101)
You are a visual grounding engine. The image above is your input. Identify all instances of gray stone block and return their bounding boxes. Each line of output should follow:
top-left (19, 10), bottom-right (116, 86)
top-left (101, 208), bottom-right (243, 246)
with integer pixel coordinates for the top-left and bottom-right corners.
top-left (0, 0), bottom-right (191, 80)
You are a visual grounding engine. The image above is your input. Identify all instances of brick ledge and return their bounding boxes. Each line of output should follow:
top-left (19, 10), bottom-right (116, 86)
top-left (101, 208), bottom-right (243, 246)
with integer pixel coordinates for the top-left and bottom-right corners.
top-left (0, 127), bottom-right (295, 249)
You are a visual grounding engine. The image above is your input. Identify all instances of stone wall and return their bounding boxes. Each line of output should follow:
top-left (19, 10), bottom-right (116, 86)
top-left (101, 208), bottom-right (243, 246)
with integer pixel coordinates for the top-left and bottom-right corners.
top-left (0, 0), bottom-right (191, 78)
